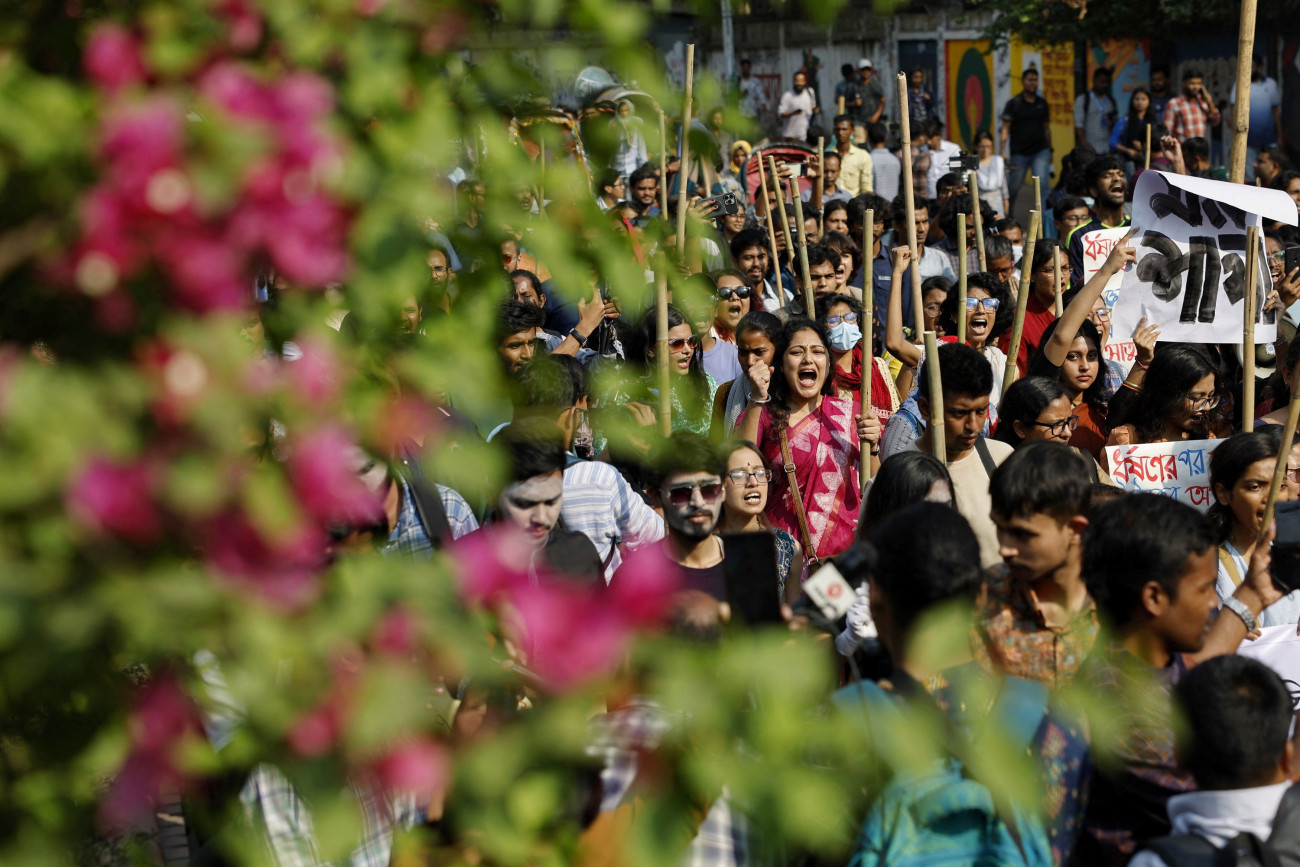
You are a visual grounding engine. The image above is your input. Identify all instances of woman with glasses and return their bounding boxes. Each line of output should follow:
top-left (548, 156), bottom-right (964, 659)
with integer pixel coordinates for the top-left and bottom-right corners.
top-left (993, 376), bottom-right (1114, 482)
top-left (815, 293), bottom-right (900, 429)
top-left (633, 303), bottom-right (719, 436)
top-left (1207, 430), bottom-right (1300, 627)
top-left (939, 272), bottom-right (1010, 402)
top-left (1107, 344), bottom-right (1225, 447)
top-left (710, 269), bottom-right (753, 341)
top-left (737, 317), bottom-right (881, 566)
top-left (717, 440), bottom-right (802, 602)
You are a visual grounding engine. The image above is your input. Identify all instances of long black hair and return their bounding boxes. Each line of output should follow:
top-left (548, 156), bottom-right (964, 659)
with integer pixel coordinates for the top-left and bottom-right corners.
top-left (1207, 430), bottom-right (1278, 544)
top-left (1123, 86), bottom-right (1154, 149)
top-left (858, 451), bottom-right (953, 539)
top-left (1029, 318), bottom-right (1107, 409)
top-left (1125, 344), bottom-right (1219, 442)
top-left (993, 376), bottom-right (1070, 447)
top-left (767, 316), bottom-right (834, 436)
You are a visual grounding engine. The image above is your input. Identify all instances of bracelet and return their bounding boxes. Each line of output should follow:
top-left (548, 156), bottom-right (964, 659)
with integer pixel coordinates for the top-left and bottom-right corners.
top-left (1135, 358), bottom-right (1150, 370)
top-left (1121, 381), bottom-right (1142, 393)
top-left (569, 327), bottom-right (589, 347)
top-left (748, 395), bottom-right (771, 404)
top-left (1222, 596), bottom-right (1258, 633)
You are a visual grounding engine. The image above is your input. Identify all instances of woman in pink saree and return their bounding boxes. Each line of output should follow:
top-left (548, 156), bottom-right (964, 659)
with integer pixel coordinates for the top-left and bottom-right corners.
top-left (736, 317), bottom-right (882, 568)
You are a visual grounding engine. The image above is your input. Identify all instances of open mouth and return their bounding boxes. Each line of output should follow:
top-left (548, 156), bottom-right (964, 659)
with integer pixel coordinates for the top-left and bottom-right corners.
top-left (968, 316), bottom-right (988, 334)
top-left (742, 491), bottom-right (762, 505)
top-left (797, 368), bottom-right (818, 388)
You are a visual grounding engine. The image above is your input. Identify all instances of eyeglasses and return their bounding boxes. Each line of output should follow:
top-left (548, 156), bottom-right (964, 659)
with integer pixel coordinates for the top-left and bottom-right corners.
top-left (1059, 214), bottom-right (1088, 225)
top-left (1271, 251), bottom-right (1287, 261)
top-left (924, 303), bottom-right (942, 314)
top-left (1287, 466), bottom-right (1300, 483)
top-left (1186, 393), bottom-right (1221, 412)
top-left (826, 312), bottom-right (858, 326)
top-left (668, 337), bottom-right (696, 352)
top-left (1033, 415), bottom-right (1080, 437)
top-left (663, 480), bottom-right (724, 505)
top-left (725, 468), bottom-right (773, 484)
top-left (964, 297), bottom-right (1000, 312)
top-left (717, 286), bottom-right (752, 301)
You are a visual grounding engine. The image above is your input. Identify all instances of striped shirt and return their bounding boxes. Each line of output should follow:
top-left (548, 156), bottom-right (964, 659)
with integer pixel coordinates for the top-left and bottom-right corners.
top-left (562, 454), bottom-right (664, 582)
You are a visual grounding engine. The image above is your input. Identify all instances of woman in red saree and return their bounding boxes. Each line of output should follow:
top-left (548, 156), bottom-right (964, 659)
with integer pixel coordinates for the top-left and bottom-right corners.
top-left (736, 317), bottom-right (882, 568)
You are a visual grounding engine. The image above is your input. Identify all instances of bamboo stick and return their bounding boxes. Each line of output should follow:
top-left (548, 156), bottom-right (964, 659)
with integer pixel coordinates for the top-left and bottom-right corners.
top-left (758, 166), bottom-right (782, 306)
top-left (659, 110), bottom-right (669, 217)
top-left (1002, 210), bottom-right (1042, 396)
top-left (896, 74), bottom-right (926, 341)
top-left (957, 213), bottom-right (968, 343)
top-left (924, 330), bottom-right (946, 461)
top-left (1053, 252), bottom-right (1063, 317)
top-left (769, 156), bottom-right (797, 305)
top-left (1259, 356), bottom-right (1300, 545)
top-left (970, 171), bottom-right (986, 271)
top-left (816, 135), bottom-right (825, 237)
top-left (1145, 124), bottom-right (1153, 171)
top-left (838, 96), bottom-right (846, 116)
top-left (1229, 0), bottom-right (1258, 184)
top-left (655, 262), bottom-right (671, 436)
top-left (791, 177), bottom-right (815, 316)
top-left (1032, 175), bottom-right (1041, 223)
top-left (1243, 225), bottom-right (1260, 432)
top-left (674, 44), bottom-right (695, 253)
top-left (862, 209), bottom-right (875, 486)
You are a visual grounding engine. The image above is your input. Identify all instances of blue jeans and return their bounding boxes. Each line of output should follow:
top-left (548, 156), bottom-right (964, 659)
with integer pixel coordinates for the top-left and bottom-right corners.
top-left (1007, 148), bottom-right (1052, 211)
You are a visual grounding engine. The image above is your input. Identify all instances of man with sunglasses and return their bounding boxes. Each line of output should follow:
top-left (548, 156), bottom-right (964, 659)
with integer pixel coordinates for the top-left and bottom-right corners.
top-left (977, 443), bottom-right (1099, 688)
top-left (678, 274), bottom-right (743, 386)
top-left (652, 433), bottom-right (729, 600)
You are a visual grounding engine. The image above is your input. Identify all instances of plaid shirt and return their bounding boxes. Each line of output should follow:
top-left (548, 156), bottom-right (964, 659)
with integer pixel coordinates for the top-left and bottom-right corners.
top-left (972, 565), bottom-right (1099, 690)
top-left (1068, 645), bottom-right (1193, 866)
top-left (381, 480), bottom-right (478, 559)
top-left (240, 764), bottom-right (422, 867)
top-left (588, 698), bottom-right (750, 865)
top-left (1163, 93), bottom-right (1221, 142)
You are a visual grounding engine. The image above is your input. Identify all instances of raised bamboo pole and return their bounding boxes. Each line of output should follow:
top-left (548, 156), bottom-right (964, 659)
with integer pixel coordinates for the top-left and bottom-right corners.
top-left (655, 260), bottom-right (672, 436)
top-left (791, 177), bottom-right (815, 315)
top-left (1002, 210), bottom-right (1042, 397)
top-left (1243, 225), bottom-right (1260, 431)
top-left (658, 110), bottom-right (669, 216)
top-left (758, 166), bottom-right (782, 305)
top-left (816, 135), bottom-right (825, 237)
top-left (862, 209), bottom-right (875, 485)
top-left (1259, 355), bottom-right (1300, 545)
top-left (674, 44), bottom-right (695, 253)
top-left (924, 330), bottom-right (946, 461)
top-left (1145, 124), bottom-right (1153, 171)
top-left (769, 156), bottom-right (798, 306)
top-left (1053, 252), bottom-right (1063, 317)
top-left (1228, 0), bottom-right (1258, 184)
top-left (970, 171), bottom-right (987, 271)
top-left (896, 74), bottom-right (926, 340)
top-left (957, 213), bottom-right (968, 343)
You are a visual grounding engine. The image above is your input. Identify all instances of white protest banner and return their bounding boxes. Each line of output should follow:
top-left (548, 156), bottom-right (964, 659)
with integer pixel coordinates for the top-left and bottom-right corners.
top-left (1104, 438), bottom-right (1223, 510)
top-left (1110, 170), bottom-right (1297, 345)
top-left (1081, 226), bottom-right (1137, 372)
top-left (1237, 626), bottom-right (1300, 705)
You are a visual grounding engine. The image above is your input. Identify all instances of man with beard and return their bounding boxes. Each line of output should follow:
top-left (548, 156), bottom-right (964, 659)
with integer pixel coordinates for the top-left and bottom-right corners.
top-left (1164, 68), bottom-right (1221, 145)
top-left (652, 432), bottom-right (728, 601)
top-left (497, 300), bottom-right (545, 377)
top-left (1067, 155), bottom-right (1130, 286)
top-left (627, 163), bottom-right (661, 221)
top-left (778, 70), bottom-right (818, 142)
top-left (976, 443), bottom-right (1098, 688)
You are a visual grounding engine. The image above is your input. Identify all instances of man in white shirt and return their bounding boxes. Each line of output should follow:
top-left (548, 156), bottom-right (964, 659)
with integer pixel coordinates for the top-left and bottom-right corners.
top-left (737, 58), bottom-right (769, 122)
top-left (1129, 655), bottom-right (1300, 866)
top-left (921, 118), bottom-right (963, 199)
top-left (1230, 54), bottom-right (1283, 183)
top-left (778, 70), bottom-right (818, 142)
top-left (867, 121), bottom-right (901, 202)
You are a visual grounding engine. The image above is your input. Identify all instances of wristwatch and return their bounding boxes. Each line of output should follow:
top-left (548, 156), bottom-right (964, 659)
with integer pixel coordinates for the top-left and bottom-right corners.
top-left (1222, 596), bottom-right (1258, 633)
top-left (568, 327), bottom-right (589, 347)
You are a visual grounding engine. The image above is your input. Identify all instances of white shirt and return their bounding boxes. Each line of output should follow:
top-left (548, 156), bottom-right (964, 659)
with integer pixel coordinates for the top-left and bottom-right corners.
top-left (739, 74), bottom-right (769, 119)
top-left (871, 147), bottom-right (902, 202)
top-left (1129, 782), bottom-right (1291, 867)
top-left (778, 88), bottom-right (816, 140)
top-left (562, 455), bottom-right (665, 582)
top-left (925, 139), bottom-right (963, 198)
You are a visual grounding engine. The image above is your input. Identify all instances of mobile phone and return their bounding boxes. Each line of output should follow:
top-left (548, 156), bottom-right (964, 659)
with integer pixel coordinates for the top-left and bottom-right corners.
top-left (722, 532), bottom-right (783, 625)
top-left (699, 192), bottom-right (741, 216)
top-left (1270, 500), bottom-right (1300, 594)
top-left (1284, 245), bottom-right (1300, 278)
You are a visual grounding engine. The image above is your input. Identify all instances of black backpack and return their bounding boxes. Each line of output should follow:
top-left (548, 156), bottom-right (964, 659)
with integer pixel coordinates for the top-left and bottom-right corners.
top-left (1138, 784), bottom-right (1300, 867)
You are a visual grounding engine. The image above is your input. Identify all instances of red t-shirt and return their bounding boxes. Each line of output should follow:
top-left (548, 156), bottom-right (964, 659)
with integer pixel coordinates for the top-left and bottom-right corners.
top-left (1000, 292), bottom-right (1056, 376)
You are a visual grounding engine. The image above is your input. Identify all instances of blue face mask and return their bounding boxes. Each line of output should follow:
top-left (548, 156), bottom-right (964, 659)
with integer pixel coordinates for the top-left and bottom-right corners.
top-left (828, 321), bottom-right (862, 351)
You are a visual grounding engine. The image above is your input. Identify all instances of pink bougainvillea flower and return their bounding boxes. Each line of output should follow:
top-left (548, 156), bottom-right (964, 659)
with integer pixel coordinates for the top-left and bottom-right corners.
top-left (213, 0), bottom-right (264, 52)
top-left (197, 61), bottom-right (274, 122)
top-left (286, 425), bottom-right (384, 527)
top-left (356, 0), bottom-right (389, 16)
top-left (83, 23), bottom-right (147, 94)
top-left (67, 457), bottom-right (161, 544)
top-left (447, 527), bottom-right (534, 605)
top-left (99, 97), bottom-right (185, 179)
top-left (274, 72), bottom-right (334, 124)
top-left (99, 676), bottom-right (202, 830)
top-left (606, 545), bottom-right (683, 628)
top-left (505, 581), bottom-right (631, 691)
top-left (284, 336), bottom-right (341, 404)
top-left (204, 510), bottom-right (328, 608)
top-left (370, 606), bottom-right (420, 659)
top-left (287, 702), bottom-right (343, 758)
top-left (370, 738), bottom-right (449, 797)
top-left (157, 229), bottom-right (250, 312)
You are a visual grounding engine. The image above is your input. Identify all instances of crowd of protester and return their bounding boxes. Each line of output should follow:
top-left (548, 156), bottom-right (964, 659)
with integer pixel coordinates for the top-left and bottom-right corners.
top-left (215, 55), bottom-right (1300, 866)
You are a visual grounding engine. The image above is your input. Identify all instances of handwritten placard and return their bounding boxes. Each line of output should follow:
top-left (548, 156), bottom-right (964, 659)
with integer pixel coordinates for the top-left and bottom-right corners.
top-left (1111, 171), bottom-right (1295, 345)
top-left (1237, 626), bottom-right (1300, 705)
top-left (1081, 226), bottom-right (1137, 373)
top-left (1105, 438), bottom-right (1223, 510)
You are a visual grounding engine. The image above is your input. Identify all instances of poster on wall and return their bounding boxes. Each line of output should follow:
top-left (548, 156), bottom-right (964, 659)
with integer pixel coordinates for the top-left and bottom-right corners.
top-left (1086, 40), bottom-right (1150, 120)
top-left (945, 40), bottom-right (995, 152)
top-left (1009, 41), bottom-right (1074, 181)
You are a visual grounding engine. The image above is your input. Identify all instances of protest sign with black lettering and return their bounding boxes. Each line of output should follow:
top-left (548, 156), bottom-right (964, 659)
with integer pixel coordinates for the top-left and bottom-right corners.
top-left (1081, 226), bottom-right (1137, 372)
top-left (1237, 626), bottom-right (1300, 706)
top-left (1104, 438), bottom-right (1223, 510)
top-left (1110, 171), bottom-right (1297, 345)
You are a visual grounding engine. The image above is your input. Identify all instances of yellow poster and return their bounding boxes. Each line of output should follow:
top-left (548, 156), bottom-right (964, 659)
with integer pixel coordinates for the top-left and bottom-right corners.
top-left (1009, 41), bottom-right (1075, 180)
top-left (945, 40), bottom-right (995, 152)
